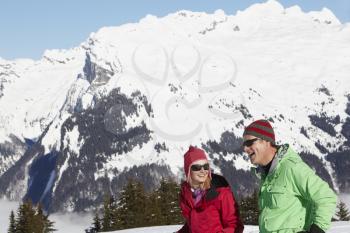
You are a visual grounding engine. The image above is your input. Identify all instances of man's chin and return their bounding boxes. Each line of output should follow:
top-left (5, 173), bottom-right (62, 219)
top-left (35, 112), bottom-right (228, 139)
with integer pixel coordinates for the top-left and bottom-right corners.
top-left (249, 156), bottom-right (256, 164)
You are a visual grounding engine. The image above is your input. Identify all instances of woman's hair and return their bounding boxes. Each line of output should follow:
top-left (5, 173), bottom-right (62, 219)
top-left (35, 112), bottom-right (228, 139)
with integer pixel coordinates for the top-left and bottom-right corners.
top-left (188, 175), bottom-right (211, 190)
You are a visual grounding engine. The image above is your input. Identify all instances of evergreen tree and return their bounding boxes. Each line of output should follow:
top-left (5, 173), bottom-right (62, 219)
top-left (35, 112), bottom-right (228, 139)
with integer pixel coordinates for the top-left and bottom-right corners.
top-left (15, 200), bottom-right (35, 233)
top-left (110, 198), bottom-right (123, 230)
top-left (92, 212), bottom-right (101, 232)
top-left (90, 178), bottom-right (186, 230)
top-left (336, 201), bottom-right (350, 221)
top-left (144, 189), bottom-right (162, 226)
top-left (117, 178), bottom-right (147, 229)
top-left (131, 180), bottom-right (147, 227)
top-left (8, 210), bottom-right (16, 233)
top-left (157, 178), bottom-right (183, 225)
top-left (43, 215), bottom-right (56, 233)
top-left (101, 194), bottom-right (113, 231)
top-left (12, 200), bottom-right (56, 233)
top-left (239, 190), bottom-right (259, 225)
top-left (33, 204), bottom-right (45, 233)
top-left (37, 204), bottom-right (56, 233)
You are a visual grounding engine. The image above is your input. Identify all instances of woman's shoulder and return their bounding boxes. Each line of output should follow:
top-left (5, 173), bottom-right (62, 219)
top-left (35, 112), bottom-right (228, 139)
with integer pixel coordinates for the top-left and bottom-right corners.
top-left (211, 173), bottom-right (230, 189)
top-left (205, 174), bottom-right (232, 201)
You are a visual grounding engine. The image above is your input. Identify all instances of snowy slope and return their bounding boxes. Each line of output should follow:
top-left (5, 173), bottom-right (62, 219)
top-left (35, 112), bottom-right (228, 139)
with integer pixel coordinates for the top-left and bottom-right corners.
top-left (0, 0), bottom-right (350, 212)
top-left (109, 223), bottom-right (350, 233)
top-left (2, 200), bottom-right (350, 233)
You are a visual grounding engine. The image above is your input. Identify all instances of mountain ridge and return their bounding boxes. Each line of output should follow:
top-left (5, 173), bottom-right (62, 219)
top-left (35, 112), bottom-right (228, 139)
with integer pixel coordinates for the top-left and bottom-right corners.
top-left (0, 0), bottom-right (349, 212)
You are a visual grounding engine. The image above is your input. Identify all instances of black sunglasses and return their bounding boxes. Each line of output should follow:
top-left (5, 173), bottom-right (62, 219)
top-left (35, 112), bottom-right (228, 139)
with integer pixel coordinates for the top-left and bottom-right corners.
top-left (243, 138), bottom-right (259, 147)
top-left (191, 163), bottom-right (210, 171)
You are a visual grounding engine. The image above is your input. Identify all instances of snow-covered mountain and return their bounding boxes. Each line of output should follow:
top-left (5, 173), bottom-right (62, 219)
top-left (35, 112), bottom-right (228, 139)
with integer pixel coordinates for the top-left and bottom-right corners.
top-left (0, 0), bottom-right (350, 212)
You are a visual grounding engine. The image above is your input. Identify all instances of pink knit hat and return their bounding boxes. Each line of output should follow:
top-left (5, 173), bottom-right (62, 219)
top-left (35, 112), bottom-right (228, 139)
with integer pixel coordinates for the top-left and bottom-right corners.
top-left (184, 146), bottom-right (211, 181)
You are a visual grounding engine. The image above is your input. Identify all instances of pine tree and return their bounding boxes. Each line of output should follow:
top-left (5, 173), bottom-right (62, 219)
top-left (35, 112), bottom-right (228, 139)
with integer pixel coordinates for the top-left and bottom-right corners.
top-left (336, 201), bottom-right (350, 221)
top-left (92, 212), bottom-right (101, 232)
top-left (15, 200), bottom-right (35, 233)
top-left (37, 204), bottom-right (56, 233)
top-left (101, 194), bottom-right (113, 231)
top-left (110, 197), bottom-right (123, 230)
top-left (117, 179), bottom-right (147, 229)
top-left (8, 210), bottom-right (16, 233)
top-left (131, 180), bottom-right (147, 227)
top-left (12, 200), bottom-right (56, 233)
top-left (42, 214), bottom-right (56, 233)
top-left (144, 189), bottom-right (162, 226)
top-left (157, 178), bottom-right (183, 225)
top-left (239, 190), bottom-right (259, 225)
top-left (33, 204), bottom-right (45, 233)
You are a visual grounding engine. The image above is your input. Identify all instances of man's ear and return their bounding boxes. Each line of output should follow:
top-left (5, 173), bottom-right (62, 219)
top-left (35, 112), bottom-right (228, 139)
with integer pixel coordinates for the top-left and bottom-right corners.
top-left (267, 140), bottom-right (275, 148)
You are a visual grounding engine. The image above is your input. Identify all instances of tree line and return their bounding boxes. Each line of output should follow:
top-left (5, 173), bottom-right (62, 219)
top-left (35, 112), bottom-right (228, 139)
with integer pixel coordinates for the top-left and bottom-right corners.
top-left (86, 178), bottom-right (184, 232)
top-left (7, 179), bottom-right (349, 232)
top-left (86, 178), bottom-right (262, 232)
top-left (87, 177), bottom-right (350, 232)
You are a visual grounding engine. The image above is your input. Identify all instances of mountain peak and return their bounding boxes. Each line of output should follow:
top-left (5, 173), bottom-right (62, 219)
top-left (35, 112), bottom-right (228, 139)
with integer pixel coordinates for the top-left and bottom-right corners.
top-left (307, 7), bottom-right (340, 25)
top-left (241, 0), bottom-right (285, 16)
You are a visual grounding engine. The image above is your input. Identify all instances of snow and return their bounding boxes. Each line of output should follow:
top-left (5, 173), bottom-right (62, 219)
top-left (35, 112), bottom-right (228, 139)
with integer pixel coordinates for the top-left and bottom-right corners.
top-left (52, 149), bottom-right (72, 194)
top-left (64, 125), bottom-right (81, 155)
top-left (40, 171), bottom-right (56, 202)
top-left (85, 0), bottom-right (349, 188)
top-left (1, 0), bottom-right (350, 201)
top-left (108, 223), bottom-right (350, 233)
top-left (0, 48), bottom-right (85, 141)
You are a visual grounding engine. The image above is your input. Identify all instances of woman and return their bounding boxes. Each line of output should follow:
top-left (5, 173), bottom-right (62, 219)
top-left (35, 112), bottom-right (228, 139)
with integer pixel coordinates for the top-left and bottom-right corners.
top-left (177, 146), bottom-right (244, 233)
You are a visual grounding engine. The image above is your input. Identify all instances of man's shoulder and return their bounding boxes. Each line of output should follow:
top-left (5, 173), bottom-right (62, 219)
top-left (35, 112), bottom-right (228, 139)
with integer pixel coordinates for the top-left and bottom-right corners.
top-left (279, 145), bottom-right (303, 165)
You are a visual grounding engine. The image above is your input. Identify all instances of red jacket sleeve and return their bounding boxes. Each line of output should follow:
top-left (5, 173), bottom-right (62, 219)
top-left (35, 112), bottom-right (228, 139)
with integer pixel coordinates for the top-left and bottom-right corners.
top-left (179, 186), bottom-right (191, 219)
top-left (220, 189), bottom-right (244, 233)
top-left (178, 186), bottom-right (191, 233)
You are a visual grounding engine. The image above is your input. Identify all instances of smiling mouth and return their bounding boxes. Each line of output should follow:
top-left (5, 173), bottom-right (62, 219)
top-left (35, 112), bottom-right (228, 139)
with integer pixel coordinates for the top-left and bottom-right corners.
top-left (249, 152), bottom-right (255, 158)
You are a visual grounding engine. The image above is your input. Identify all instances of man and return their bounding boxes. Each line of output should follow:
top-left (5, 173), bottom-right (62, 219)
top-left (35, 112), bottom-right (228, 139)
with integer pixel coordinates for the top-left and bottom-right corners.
top-left (242, 119), bottom-right (337, 233)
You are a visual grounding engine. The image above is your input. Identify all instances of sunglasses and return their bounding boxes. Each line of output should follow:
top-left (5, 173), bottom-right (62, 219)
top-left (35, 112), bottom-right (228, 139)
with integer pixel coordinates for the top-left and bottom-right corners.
top-left (243, 138), bottom-right (260, 147)
top-left (191, 163), bottom-right (210, 171)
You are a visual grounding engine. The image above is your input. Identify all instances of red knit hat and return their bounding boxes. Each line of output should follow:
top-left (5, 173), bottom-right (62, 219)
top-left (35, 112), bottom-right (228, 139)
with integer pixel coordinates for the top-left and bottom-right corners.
top-left (243, 119), bottom-right (275, 144)
top-left (184, 146), bottom-right (211, 181)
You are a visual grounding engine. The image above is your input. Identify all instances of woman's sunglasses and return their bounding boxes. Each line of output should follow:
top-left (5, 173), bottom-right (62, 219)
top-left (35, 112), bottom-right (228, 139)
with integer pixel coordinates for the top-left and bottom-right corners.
top-left (191, 163), bottom-right (210, 171)
top-left (242, 138), bottom-right (260, 147)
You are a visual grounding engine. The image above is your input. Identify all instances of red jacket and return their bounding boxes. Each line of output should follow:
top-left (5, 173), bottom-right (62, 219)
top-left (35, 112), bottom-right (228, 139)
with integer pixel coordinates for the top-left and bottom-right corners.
top-left (178, 174), bottom-right (244, 233)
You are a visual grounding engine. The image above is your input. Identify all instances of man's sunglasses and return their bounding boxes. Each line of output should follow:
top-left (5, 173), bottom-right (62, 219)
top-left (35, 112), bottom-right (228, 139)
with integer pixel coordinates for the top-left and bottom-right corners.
top-left (243, 138), bottom-right (259, 147)
top-left (191, 163), bottom-right (210, 171)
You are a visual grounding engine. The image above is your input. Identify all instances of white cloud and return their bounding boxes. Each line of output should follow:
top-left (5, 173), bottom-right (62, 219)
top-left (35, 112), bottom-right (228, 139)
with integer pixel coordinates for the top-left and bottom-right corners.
top-left (51, 211), bottom-right (93, 233)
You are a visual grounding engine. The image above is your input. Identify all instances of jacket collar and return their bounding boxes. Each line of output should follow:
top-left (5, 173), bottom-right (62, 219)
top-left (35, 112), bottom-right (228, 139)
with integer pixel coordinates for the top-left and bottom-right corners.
top-left (252, 144), bottom-right (289, 179)
top-left (182, 174), bottom-right (229, 205)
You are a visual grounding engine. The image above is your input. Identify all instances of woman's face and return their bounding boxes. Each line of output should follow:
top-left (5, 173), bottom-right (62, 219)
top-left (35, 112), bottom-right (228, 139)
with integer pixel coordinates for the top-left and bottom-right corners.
top-left (190, 159), bottom-right (209, 187)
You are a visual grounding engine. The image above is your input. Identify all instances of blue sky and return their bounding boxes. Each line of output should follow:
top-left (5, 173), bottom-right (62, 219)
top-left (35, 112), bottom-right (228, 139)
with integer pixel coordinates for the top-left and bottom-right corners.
top-left (0, 0), bottom-right (349, 60)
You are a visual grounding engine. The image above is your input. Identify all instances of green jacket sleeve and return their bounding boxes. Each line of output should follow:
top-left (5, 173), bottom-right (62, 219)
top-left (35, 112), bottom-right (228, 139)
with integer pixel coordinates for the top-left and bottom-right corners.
top-left (289, 161), bottom-right (337, 231)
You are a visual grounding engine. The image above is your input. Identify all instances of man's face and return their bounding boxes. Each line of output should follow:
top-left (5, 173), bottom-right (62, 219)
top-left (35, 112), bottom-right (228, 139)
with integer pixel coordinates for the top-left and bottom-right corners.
top-left (243, 135), bottom-right (271, 166)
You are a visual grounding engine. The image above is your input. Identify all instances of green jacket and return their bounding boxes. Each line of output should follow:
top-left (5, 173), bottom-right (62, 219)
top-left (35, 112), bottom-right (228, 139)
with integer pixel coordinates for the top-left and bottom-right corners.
top-left (256, 144), bottom-right (337, 233)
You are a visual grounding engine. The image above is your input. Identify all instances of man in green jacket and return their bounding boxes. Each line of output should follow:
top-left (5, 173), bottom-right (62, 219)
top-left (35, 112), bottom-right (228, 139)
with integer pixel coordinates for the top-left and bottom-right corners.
top-left (242, 119), bottom-right (337, 233)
